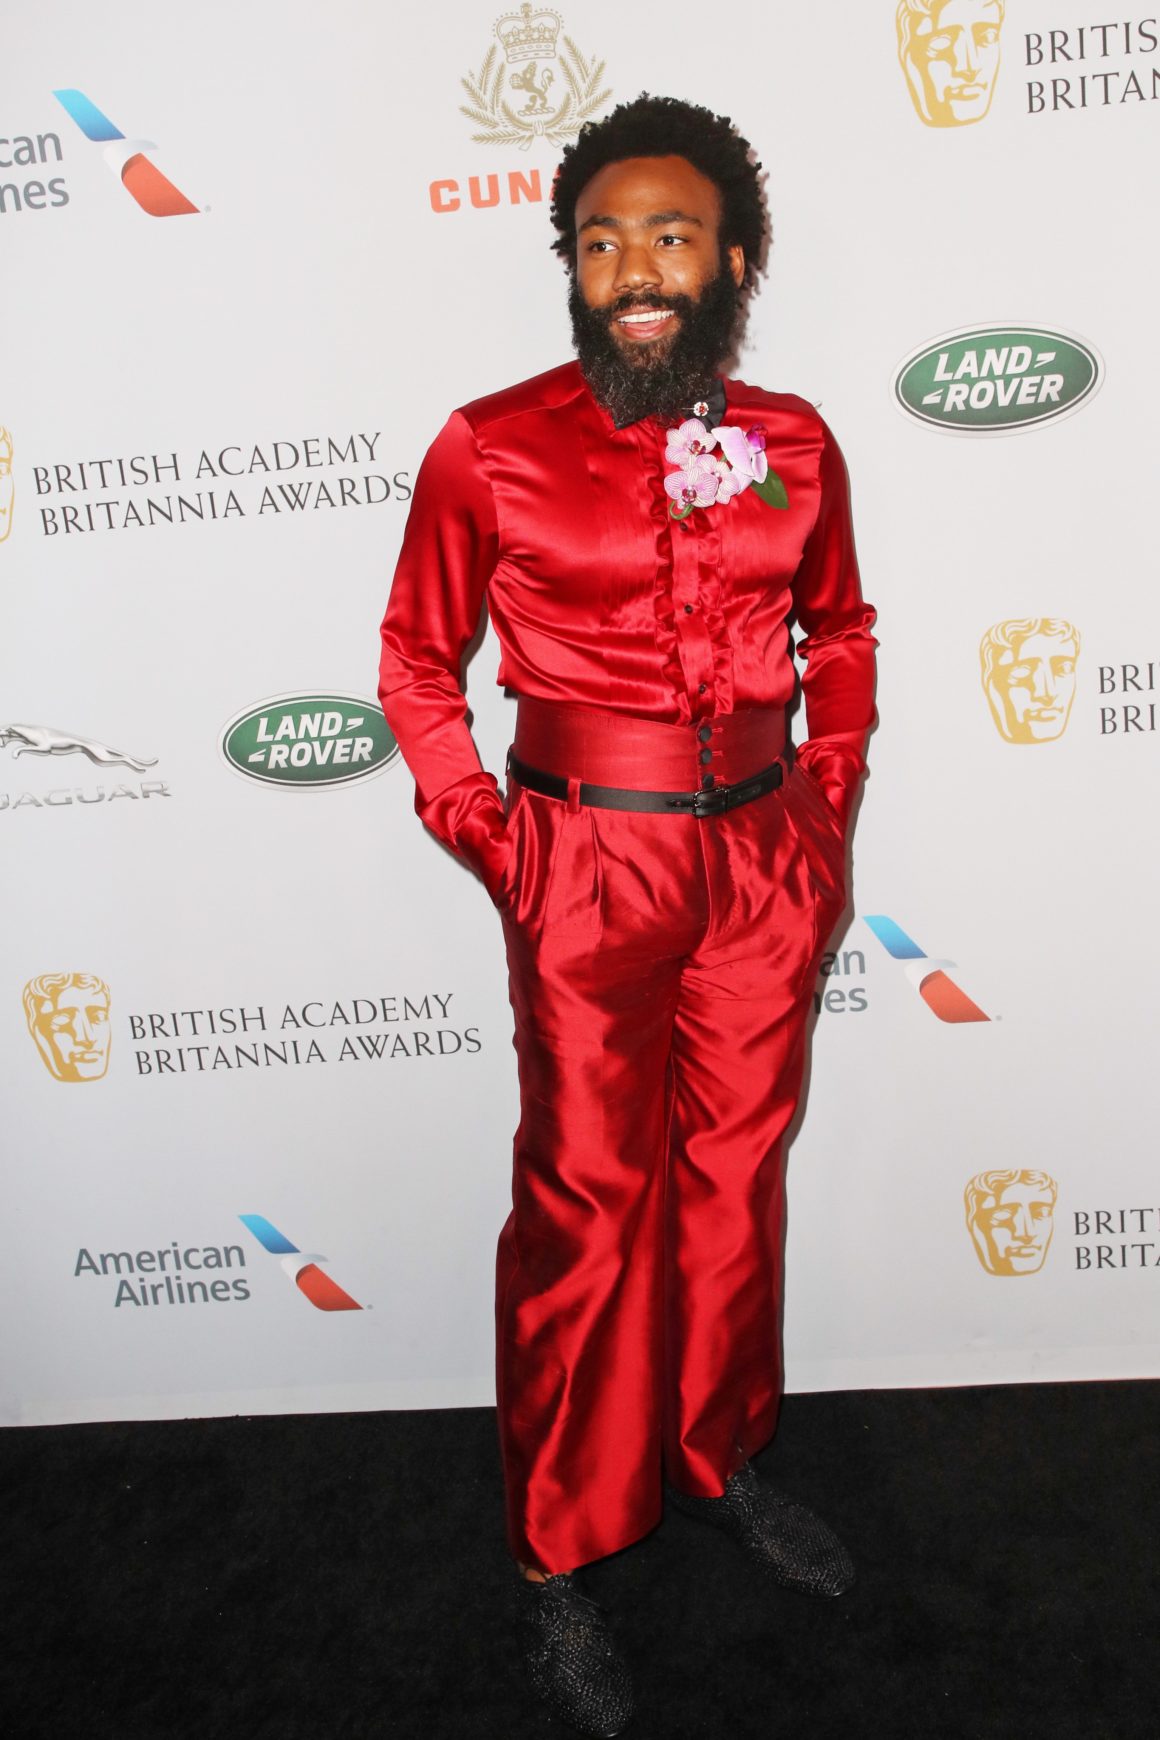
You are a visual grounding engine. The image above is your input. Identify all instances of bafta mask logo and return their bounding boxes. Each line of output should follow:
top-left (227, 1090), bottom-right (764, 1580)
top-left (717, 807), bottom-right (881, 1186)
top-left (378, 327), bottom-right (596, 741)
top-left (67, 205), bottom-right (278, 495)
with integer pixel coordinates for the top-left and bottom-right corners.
top-left (965, 1170), bottom-right (1057, 1275)
top-left (0, 426), bottom-right (13, 543)
top-left (981, 619), bottom-right (1081, 744)
top-left (24, 972), bottom-right (112, 1082)
top-left (897, 0), bottom-right (1005, 127)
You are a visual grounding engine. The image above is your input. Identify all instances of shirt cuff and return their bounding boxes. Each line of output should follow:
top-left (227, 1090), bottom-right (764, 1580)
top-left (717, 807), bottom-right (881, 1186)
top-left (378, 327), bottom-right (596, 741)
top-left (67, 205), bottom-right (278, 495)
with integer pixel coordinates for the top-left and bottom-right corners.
top-left (421, 773), bottom-right (511, 904)
top-left (794, 742), bottom-right (866, 833)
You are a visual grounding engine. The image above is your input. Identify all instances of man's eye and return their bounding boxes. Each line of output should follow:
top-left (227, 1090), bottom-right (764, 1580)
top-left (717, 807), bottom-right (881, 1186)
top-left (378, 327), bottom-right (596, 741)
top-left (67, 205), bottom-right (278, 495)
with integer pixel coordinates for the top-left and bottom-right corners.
top-left (657, 234), bottom-right (686, 247)
top-left (586, 239), bottom-right (614, 253)
top-left (978, 27), bottom-right (999, 46)
top-left (927, 34), bottom-right (953, 55)
top-left (1008, 664), bottom-right (1031, 681)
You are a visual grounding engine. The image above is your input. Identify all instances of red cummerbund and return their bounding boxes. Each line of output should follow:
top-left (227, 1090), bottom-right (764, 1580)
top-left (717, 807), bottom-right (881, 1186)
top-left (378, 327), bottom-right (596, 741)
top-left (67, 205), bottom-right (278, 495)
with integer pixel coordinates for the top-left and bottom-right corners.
top-left (512, 698), bottom-right (787, 791)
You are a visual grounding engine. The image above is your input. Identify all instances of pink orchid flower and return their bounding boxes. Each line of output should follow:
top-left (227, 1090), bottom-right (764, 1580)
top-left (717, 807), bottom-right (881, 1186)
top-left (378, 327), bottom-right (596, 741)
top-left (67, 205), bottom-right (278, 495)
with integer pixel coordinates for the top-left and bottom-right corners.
top-left (664, 453), bottom-right (722, 510)
top-left (711, 454), bottom-right (748, 503)
top-left (746, 423), bottom-right (770, 483)
top-left (711, 424), bottom-right (769, 490)
top-left (664, 418), bottom-right (718, 469)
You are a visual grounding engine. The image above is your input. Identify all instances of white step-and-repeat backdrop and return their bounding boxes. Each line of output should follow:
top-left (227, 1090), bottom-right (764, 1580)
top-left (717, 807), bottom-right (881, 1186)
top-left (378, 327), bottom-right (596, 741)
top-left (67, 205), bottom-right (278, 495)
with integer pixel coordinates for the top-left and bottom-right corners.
top-left (4, 0), bottom-right (1157, 1424)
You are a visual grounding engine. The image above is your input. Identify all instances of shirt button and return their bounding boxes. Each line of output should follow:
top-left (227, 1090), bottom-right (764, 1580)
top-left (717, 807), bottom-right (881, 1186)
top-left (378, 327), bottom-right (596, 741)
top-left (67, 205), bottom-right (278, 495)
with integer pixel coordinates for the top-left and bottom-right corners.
top-left (698, 683), bottom-right (708, 695)
top-left (684, 603), bottom-right (694, 614)
top-left (698, 726), bottom-right (712, 743)
top-left (701, 774), bottom-right (716, 791)
top-left (699, 749), bottom-right (713, 766)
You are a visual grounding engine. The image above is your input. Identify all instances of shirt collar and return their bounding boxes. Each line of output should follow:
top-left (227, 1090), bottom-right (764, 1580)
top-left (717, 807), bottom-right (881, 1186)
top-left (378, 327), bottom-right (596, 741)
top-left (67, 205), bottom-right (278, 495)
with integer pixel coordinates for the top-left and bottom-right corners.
top-left (611, 376), bottom-right (728, 432)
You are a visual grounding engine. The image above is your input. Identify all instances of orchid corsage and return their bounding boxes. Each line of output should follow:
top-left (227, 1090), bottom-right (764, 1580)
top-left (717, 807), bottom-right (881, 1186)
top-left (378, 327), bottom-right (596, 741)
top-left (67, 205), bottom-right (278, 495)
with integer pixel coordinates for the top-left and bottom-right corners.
top-left (663, 419), bottom-right (788, 522)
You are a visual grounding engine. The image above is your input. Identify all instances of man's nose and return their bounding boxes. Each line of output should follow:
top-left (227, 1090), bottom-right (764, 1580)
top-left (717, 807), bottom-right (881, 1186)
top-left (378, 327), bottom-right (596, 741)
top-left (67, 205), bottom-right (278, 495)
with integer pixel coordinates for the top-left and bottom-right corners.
top-left (73, 1012), bottom-right (94, 1044)
top-left (1012, 1207), bottom-right (1033, 1241)
top-left (614, 242), bottom-right (661, 293)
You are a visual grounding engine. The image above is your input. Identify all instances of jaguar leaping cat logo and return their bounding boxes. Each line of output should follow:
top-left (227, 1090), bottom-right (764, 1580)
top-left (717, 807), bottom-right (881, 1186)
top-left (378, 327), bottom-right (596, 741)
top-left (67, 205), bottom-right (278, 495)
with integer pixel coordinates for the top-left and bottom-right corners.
top-left (0, 723), bottom-right (157, 772)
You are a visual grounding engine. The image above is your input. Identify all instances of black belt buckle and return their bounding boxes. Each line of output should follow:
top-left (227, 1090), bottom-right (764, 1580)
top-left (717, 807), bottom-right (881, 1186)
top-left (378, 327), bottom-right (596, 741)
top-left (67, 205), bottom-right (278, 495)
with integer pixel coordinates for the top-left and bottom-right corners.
top-left (690, 784), bottom-right (731, 818)
top-left (687, 763), bottom-right (781, 819)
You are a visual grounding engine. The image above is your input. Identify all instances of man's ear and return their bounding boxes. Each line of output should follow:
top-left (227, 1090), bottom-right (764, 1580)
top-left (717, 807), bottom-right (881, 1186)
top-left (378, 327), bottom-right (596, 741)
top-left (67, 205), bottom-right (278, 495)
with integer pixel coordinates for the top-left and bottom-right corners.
top-left (726, 243), bottom-right (745, 288)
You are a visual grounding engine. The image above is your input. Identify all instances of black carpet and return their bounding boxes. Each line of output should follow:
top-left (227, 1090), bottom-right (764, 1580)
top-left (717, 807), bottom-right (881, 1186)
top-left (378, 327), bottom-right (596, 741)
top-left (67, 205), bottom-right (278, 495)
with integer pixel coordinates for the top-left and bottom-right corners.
top-left (3, 1382), bottom-right (1156, 1739)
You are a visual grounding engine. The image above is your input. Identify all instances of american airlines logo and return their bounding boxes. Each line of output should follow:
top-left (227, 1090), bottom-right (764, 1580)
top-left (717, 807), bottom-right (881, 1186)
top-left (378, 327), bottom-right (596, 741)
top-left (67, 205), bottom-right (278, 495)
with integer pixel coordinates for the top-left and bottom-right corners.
top-left (863, 915), bottom-right (991, 1024)
top-left (53, 88), bottom-right (198, 217)
top-left (238, 1214), bottom-right (364, 1312)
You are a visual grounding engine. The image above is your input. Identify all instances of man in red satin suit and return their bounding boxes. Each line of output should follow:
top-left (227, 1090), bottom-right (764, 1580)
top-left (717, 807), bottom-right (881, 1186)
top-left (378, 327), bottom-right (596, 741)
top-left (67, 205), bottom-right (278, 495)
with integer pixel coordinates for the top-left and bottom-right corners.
top-left (380, 95), bottom-right (876, 1737)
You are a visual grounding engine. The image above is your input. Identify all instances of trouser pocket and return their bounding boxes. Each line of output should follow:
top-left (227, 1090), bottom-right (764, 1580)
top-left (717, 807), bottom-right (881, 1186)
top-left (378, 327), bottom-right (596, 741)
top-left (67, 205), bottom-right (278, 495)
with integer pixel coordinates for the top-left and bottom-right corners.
top-left (784, 765), bottom-right (847, 936)
top-left (504, 789), bottom-right (603, 935)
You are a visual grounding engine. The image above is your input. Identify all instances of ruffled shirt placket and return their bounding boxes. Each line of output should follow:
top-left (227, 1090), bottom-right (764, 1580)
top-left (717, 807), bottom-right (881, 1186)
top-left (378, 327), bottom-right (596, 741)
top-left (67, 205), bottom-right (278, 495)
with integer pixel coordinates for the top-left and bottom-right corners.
top-left (632, 420), bottom-right (730, 728)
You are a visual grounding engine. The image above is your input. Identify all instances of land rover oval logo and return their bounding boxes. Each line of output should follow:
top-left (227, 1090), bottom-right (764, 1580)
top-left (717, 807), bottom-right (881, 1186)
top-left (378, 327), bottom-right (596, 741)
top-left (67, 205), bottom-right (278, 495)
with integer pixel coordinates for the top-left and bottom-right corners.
top-left (221, 693), bottom-right (399, 788)
top-left (894, 326), bottom-right (1102, 434)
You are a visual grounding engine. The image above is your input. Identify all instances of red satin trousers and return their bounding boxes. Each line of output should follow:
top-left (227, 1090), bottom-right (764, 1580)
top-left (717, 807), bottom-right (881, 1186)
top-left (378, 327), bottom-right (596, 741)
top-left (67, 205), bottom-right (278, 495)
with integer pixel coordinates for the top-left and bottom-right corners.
top-left (494, 702), bottom-right (846, 1574)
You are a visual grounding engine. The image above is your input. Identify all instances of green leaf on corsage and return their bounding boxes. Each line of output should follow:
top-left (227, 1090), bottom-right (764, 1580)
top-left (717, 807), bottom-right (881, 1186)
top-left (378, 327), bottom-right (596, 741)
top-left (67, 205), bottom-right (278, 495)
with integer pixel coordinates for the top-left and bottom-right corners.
top-left (751, 469), bottom-right (790, 511)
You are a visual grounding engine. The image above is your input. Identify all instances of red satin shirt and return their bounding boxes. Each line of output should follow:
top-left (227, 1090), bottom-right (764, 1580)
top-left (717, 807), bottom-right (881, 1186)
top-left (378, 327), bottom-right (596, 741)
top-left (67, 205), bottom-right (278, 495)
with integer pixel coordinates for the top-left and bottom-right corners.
top-left (379, 362), bottom-right (876, 883)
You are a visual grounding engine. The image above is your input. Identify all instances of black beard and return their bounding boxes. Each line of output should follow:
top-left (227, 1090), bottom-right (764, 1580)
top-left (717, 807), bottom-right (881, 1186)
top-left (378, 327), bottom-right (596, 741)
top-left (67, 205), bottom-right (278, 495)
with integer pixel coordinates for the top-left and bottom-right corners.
top-left (568, 267), bottom-right (743, 427)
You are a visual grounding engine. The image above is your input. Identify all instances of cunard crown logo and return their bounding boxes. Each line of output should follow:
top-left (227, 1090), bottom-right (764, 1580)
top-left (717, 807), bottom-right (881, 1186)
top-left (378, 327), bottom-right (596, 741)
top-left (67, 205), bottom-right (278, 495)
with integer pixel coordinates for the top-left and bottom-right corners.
top-left (496, 5), bottom-right (561, 63)
top-left (461, 5), bottom-right (611, 148)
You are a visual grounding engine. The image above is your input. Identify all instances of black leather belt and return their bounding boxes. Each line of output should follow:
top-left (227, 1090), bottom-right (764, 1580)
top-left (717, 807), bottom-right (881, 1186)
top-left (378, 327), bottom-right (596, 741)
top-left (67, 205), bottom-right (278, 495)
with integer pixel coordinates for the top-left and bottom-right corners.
top-left (507, 751), bottom-right (790, 818)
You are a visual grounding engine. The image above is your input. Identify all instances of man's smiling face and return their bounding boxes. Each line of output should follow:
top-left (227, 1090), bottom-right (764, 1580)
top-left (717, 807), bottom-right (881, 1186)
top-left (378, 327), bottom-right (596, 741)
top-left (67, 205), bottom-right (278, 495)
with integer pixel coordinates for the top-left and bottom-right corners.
top-left (569, 154), bottom-right (746, 425)
top-left (574, 154), bottom-right (744, 365)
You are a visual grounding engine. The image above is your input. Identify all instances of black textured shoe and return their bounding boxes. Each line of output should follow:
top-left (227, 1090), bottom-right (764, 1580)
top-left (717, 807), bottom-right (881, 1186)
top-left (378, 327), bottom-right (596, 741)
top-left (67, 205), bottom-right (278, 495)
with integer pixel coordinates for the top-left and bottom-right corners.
top-left (668, 1462), bottom-right (855, 1597)
top-left (513, 1570), bottom-right (635, 1737)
